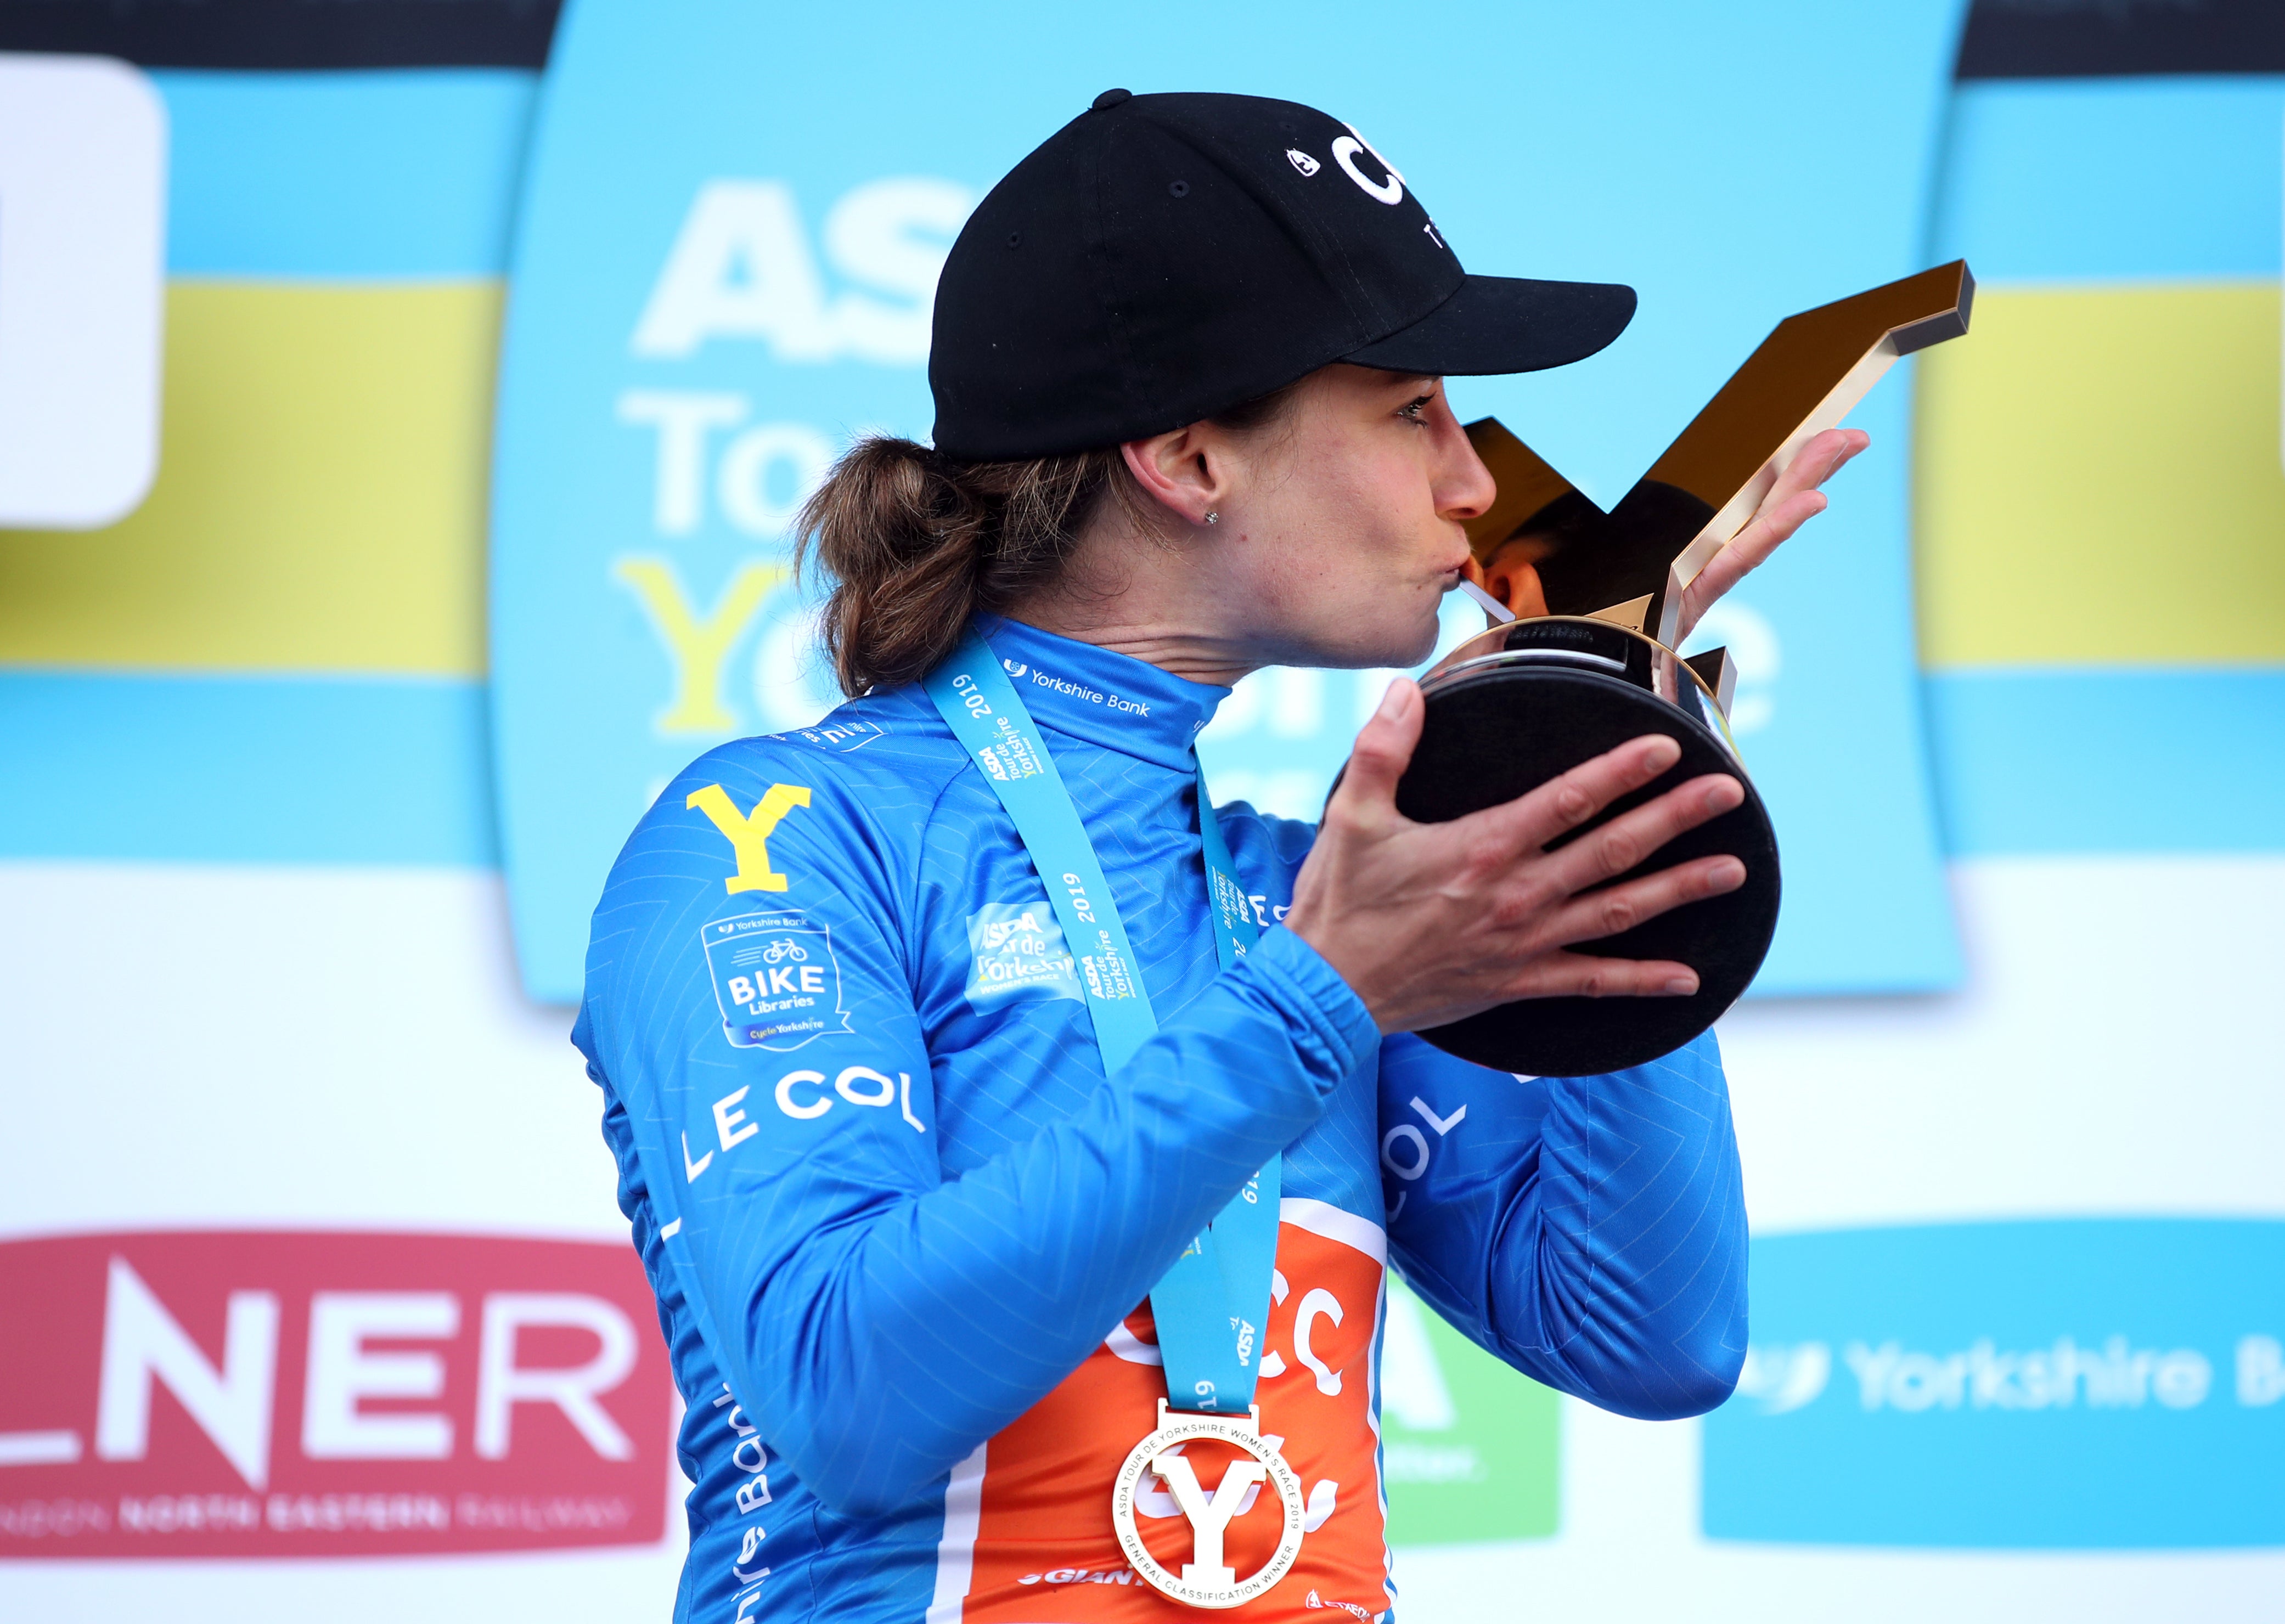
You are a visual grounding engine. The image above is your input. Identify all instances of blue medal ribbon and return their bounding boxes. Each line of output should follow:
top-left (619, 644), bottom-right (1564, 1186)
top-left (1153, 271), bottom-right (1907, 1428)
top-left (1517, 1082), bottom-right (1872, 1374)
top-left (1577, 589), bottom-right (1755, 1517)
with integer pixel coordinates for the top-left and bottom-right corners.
top-left (926, 628), bottom-right (1275, 1415)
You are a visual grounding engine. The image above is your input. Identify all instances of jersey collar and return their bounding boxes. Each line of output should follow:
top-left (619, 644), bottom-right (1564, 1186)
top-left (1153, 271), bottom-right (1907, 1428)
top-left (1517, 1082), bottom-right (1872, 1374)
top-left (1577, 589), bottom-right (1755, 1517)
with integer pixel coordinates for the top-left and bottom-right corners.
top-left (975, 616), bottom-right (1229, 772)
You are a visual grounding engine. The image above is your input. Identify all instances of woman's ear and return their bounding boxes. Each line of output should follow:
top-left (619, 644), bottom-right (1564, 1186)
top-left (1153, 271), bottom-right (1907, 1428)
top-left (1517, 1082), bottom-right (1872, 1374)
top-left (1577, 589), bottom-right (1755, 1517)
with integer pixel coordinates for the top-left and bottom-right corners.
top-left (1120, 424), bottom-right (1228, 529)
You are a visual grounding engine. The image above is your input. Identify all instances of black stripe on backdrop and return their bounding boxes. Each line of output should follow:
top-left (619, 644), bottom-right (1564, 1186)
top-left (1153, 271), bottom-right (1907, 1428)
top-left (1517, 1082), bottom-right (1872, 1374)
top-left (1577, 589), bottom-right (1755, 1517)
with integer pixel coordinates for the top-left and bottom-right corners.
top-left (0, 0), bottom-right (561, 69)
top-left (1959, 0), bottom-right (2285, 79)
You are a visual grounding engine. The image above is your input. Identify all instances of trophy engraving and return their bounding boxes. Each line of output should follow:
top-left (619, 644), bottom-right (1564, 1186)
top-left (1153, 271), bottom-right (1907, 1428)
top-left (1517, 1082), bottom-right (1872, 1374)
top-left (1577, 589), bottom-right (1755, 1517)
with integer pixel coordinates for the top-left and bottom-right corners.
top-left (1399, 262), bottom-right (1975, 1076)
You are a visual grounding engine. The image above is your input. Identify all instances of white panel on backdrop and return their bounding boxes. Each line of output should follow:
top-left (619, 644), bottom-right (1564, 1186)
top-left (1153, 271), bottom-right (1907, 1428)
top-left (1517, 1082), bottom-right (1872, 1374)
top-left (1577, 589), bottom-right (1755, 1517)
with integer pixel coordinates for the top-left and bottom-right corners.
top-left (1720, 855), bottom-right (2285, 1229)
top-left (0, 863), bottom-right (691, 1615)
top-left (0, 54), bottom-right (166, 529)
top-left (0, 864), bottom-right (611, 1231)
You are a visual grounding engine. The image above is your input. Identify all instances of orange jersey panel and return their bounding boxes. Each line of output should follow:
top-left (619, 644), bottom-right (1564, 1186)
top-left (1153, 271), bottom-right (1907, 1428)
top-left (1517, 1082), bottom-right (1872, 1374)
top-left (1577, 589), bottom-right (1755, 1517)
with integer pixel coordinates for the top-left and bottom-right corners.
top-left (952, 1203), bottom-right (1391, 1622)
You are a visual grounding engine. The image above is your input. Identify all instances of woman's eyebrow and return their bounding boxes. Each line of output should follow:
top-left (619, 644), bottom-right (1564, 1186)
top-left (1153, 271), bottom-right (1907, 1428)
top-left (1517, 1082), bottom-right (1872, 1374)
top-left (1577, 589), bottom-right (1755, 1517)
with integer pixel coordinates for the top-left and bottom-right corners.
top-left (1375, 373), bottom-right (1438, 402)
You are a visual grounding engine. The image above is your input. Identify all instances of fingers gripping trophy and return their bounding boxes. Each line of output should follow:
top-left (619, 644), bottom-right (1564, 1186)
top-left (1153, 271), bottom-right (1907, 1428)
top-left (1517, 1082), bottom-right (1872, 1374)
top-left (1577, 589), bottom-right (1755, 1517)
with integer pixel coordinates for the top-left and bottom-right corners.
top-left (1415, 261), bottom-right (1976, 1076)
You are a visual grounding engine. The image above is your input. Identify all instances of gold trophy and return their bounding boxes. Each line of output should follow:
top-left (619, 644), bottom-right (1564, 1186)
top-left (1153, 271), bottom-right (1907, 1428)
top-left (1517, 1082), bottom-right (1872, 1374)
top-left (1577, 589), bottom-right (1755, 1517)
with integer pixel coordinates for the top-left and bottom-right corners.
top-left (1399, 261), bottom-right (1974, 1075)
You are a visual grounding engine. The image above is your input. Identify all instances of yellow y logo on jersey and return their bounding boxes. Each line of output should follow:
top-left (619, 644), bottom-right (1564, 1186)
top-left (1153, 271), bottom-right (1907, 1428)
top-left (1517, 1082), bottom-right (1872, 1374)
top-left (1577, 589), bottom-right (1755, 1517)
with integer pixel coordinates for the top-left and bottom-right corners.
top-left (687, 782), bottom-right (812, 894)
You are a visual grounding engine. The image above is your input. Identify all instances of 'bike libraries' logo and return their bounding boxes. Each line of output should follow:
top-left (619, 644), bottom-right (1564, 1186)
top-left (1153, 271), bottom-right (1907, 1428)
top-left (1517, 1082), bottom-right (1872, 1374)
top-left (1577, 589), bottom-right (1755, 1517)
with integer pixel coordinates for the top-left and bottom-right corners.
top-left (704, 908), bottom-right (852, 1051)
top-left (0, 1231), bottom-right (674, 1559)
top-left (1703, 1219), bottom-right (2285, 1548)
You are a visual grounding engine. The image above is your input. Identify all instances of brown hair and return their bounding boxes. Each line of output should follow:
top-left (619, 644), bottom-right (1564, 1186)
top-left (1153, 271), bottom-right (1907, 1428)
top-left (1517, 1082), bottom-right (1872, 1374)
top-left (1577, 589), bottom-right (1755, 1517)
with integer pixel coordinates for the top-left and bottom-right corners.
top-left (795, 385), bottom-right (1303, 697)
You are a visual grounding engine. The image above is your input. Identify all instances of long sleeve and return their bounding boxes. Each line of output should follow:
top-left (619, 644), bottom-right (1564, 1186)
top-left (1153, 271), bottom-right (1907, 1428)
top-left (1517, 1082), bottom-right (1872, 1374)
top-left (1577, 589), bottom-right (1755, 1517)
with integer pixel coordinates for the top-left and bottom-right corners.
top-left (579, 751), bottom-right (1380, 1519)
top-left (1378, 1029), bottom-right (1748, 1420)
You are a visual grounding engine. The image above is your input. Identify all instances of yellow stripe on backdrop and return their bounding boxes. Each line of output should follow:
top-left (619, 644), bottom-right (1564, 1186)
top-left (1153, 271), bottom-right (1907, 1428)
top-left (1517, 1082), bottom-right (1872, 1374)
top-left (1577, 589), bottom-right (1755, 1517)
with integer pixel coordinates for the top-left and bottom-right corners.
top-left (10, 281), bottom-right (2278, 680)
top-left (1915, 282), bottom-right (2285, 668)
top-left (0, 281), bottom-right (499, 677)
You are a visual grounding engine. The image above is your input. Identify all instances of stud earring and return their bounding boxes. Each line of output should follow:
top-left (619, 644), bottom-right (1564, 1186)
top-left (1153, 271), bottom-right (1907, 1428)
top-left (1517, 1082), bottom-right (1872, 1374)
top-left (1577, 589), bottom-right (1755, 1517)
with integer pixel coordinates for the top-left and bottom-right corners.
top-left (1204, 510), bottom-right (1219, 526)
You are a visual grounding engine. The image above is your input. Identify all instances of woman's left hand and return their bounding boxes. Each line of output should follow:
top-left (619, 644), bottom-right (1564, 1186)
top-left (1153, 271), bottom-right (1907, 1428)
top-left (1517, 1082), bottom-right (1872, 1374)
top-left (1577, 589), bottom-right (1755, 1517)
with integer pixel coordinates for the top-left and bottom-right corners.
top-left (1672, 427), bottom-right (1869, 644)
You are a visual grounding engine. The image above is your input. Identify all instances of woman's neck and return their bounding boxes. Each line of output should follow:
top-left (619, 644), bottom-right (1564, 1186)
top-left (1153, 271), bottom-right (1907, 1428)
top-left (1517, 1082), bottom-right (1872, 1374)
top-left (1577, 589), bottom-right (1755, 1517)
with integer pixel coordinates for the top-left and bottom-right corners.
top-left (1008, 526), bottom-right (1264, 687)
top-left (1008, 600), bottom-right (1259, 689)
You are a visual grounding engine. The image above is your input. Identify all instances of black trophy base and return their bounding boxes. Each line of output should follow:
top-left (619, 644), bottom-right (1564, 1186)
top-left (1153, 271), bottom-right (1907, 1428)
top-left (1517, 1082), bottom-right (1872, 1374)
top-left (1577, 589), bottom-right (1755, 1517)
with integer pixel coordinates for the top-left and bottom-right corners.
top-left (1395, 661), bottom-right (1780, 1077)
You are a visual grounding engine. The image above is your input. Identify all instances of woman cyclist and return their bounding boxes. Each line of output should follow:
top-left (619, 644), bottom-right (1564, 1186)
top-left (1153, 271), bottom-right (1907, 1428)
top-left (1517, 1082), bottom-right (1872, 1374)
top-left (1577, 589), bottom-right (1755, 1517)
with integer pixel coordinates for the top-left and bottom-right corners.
top-left (576, 89), bottom-right (1864, 1623)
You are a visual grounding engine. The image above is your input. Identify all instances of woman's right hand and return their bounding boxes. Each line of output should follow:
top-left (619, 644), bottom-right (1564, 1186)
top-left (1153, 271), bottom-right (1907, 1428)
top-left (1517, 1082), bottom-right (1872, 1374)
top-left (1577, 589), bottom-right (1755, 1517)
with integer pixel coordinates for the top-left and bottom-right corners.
top-left (1281, 678), bottom-right (1749, 1035)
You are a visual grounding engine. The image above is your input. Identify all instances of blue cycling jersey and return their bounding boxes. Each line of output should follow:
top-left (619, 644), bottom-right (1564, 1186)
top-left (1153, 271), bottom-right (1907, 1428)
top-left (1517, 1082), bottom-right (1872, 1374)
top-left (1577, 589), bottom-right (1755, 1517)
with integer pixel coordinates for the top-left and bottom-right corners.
top-left (573, 616), bottom-right (1747, 1624)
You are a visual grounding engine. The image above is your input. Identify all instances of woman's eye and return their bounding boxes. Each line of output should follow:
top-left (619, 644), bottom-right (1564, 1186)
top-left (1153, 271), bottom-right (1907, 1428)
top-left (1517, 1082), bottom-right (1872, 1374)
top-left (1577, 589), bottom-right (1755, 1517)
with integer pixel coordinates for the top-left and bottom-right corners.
top-left (1399, 394), bottom-right (1433, 424)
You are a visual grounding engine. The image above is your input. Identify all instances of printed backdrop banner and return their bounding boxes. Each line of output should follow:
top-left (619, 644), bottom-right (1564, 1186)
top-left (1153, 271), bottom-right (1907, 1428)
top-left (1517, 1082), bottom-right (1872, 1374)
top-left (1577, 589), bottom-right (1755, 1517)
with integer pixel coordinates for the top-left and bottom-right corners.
top-left (1708, 1220), bottom-right (2285, 1549)
top-left (0, 1231), bottom-right (673, 1560)
top-left (489, 0), bottom-right (1970, 1005)
top-left (12, 1), bottom-right (2282, 1619)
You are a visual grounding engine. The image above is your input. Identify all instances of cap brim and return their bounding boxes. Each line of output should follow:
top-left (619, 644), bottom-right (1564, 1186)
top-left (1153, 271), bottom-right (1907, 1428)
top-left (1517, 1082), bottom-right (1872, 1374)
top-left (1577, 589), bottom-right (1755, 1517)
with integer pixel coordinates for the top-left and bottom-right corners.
top-left (1344, 275), bottom-right (1636, 376)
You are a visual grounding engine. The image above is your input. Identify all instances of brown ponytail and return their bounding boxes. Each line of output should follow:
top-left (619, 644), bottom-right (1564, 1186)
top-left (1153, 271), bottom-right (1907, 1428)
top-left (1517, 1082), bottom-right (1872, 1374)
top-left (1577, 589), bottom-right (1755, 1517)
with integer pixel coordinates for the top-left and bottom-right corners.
top-left (794, 438), bottom-right (1141, 697)
top-left (795, 384), bottom-right (1304, 698)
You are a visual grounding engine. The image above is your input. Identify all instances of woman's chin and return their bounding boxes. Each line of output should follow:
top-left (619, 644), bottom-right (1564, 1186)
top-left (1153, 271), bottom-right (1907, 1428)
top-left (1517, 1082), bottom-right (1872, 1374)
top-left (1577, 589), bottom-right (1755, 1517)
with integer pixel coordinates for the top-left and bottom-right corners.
top-left (1337, 612), bottom-right (1444, 672)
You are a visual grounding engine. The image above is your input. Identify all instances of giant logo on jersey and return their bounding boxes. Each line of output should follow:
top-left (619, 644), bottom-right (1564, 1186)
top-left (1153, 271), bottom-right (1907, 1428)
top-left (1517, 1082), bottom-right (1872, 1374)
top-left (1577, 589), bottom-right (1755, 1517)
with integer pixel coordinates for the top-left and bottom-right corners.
top-left (0, 1231), bottom-right (673, 1559)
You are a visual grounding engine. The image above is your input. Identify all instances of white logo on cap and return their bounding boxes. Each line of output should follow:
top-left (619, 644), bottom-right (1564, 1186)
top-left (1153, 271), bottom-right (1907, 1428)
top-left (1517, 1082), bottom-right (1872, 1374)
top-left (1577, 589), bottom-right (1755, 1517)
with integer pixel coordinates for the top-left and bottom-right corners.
top-left (1331, 123), bottom-right (1404, 206)
top-left (1286, 148), bottom-right (1320, 177)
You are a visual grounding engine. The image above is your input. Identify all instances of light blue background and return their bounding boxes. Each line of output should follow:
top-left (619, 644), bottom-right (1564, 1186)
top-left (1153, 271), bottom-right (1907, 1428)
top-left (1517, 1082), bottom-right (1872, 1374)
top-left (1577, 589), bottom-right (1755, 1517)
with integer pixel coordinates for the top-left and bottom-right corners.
top-left (488, 0), bottom-right (1971, 1003)
top-left (157, 70), bottom-right (540, 277)
top-left (1927, 77), bottom-right (2285, 281)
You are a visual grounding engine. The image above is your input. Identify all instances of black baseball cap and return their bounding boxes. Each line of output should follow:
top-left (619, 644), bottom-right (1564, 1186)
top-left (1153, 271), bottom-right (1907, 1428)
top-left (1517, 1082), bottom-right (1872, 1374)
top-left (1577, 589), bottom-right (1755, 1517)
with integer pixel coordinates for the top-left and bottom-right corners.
top-left (929, 89), bottom-right (1636, 461)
